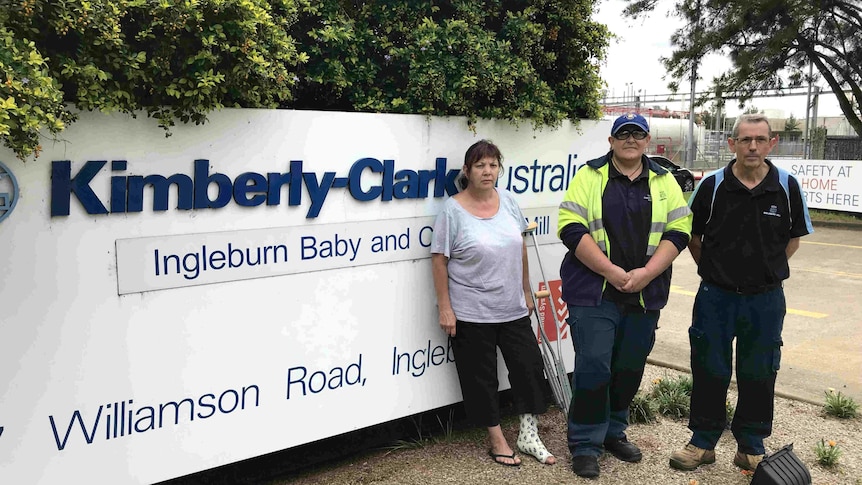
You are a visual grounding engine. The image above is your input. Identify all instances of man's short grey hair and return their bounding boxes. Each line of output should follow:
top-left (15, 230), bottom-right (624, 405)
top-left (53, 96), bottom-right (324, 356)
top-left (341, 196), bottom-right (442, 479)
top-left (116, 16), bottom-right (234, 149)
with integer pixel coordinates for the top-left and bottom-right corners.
top-left (732, 113), bottom-right (773, 138)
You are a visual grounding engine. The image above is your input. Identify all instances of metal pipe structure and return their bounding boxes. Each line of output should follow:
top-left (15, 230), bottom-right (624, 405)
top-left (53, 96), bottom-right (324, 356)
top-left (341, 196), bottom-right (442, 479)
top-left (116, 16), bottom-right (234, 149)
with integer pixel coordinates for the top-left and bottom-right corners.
top-left (523, 222), bottom-right (572, 414)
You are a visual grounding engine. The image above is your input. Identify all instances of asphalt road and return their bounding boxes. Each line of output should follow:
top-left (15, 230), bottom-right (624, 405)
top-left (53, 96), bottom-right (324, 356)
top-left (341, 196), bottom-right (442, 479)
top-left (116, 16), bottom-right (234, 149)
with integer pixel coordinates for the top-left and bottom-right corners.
top-left (650, 223), bottom-right (862, 404)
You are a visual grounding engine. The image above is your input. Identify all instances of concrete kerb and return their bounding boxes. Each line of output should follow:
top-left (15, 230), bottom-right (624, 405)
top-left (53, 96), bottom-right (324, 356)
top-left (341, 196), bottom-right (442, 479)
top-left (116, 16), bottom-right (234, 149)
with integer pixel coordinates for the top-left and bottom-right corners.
top-left (646, 357), bottom-right (824, 407)
top-left (811, 219), bottom-right (862, 230)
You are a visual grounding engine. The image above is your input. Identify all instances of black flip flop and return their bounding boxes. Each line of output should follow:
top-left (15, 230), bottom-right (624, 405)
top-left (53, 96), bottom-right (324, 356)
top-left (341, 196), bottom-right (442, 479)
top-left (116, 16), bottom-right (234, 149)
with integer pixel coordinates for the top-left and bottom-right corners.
top-left (488, 450), bottom-right (521, 467)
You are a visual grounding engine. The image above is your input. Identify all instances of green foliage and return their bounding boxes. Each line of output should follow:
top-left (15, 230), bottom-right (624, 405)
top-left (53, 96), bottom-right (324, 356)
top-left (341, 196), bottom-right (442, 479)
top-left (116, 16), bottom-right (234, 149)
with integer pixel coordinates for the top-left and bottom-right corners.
top-left (809, 209), bottom-right (862, 224)
top-left (725, 399), bottom-right (735, 429)
top-left (289, 0), bottom-right (608, 128)
top-left (784, 113), bottom-right (801, 132)
top-left (823, 389), bottom-right (859, 419)
top-left (628, 392), bottom-right (658, 424)
top-left (650, 375), bottom-right (692, 419)
top-left (652, 375), bottom-right (693, 397)
top-left (811, 126), bottom-right (827, 159)
top-left (814, 439), bottom-right (842, 468)
top-left (628, 0), bottom-right (862, 137)
top-left (1, 0), bottom-right (610, 161)
top-left (385, 407), bottom-right (458, 452)
top-left (0, 27), bottom-right (73, 159)
top-left (1, 0), bottom-right (306, 159)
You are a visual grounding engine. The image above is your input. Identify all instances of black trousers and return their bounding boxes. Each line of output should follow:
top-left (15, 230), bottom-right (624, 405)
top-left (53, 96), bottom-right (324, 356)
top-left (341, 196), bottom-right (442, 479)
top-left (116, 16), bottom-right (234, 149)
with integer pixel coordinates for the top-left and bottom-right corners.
top-left (450, 315), bottom-right (548, 427)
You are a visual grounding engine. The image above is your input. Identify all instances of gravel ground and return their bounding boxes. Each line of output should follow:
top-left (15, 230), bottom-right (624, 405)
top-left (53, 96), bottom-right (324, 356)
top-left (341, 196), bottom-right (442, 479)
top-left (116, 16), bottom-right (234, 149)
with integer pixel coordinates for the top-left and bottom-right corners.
top-left (274, 365), bottom-right (861, 485)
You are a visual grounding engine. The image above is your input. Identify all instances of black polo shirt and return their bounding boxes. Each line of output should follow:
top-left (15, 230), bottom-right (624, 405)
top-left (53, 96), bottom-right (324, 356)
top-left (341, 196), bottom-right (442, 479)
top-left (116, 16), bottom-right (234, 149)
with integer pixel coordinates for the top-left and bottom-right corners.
top-left (603, 157), bottom-right (651, 306)
top-left (689, 159), bottom-right (813, 290)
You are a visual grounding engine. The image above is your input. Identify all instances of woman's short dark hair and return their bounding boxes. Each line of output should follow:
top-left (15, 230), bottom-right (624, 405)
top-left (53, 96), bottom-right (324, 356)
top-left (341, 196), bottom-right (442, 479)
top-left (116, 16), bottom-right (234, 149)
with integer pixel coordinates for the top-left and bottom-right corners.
top-left (460, 140), bottom-right (504, 190)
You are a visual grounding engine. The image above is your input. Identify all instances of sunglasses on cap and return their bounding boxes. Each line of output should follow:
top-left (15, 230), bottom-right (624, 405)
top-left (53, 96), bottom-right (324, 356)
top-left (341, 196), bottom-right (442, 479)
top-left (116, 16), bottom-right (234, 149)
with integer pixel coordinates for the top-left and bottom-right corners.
top-left (612, 129), bottom-right (648, 141)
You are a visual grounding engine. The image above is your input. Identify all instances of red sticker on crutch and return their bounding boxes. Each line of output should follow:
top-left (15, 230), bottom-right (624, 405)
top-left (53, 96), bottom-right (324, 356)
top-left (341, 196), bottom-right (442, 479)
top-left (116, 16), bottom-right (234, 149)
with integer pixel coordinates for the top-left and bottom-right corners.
top-left (537, 280), bottom-right (569, 341)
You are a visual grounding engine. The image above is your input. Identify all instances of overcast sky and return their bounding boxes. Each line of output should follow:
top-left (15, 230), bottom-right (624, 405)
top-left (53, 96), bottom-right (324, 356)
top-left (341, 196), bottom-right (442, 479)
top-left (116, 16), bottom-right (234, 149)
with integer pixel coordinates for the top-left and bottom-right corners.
top-left (592, 0), bottom-right (843, 118)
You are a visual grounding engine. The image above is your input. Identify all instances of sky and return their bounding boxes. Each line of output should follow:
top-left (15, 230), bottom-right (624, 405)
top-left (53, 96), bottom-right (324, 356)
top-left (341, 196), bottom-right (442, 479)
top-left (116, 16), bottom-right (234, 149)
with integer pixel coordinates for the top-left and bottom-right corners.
top-left (591, 0), bottom-right (844, 119)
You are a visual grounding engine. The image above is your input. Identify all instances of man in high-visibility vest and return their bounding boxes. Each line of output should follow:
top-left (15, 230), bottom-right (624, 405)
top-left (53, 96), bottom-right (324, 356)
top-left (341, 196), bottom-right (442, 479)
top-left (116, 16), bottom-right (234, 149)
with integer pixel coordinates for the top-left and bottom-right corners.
top-left (557, 113), bottom-right (692, 478)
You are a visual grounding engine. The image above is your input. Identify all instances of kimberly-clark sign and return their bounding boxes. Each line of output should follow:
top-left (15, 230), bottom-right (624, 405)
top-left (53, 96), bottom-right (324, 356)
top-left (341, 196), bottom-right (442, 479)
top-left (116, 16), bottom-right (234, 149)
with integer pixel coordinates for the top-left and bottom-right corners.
top-left (52, 158), bottom-right (459, 218)
top-left (772, 159), bottom-right (862, 212)
top-left (0, 109), bottom-right (605, 484)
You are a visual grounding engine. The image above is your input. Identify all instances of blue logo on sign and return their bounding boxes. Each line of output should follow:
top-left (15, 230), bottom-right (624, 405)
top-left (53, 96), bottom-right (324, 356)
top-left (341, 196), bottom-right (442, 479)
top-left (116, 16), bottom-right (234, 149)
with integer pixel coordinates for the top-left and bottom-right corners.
top-left (0, 161), bottom-right (20, 223)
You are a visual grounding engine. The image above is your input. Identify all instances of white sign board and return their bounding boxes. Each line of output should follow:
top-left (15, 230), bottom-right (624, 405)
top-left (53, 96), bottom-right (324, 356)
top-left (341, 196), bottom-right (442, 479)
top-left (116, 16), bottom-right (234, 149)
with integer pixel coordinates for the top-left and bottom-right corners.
top-left (772, 159), bottom-right (862, 212)
top-left (0, 109), bottom-right (607, 484)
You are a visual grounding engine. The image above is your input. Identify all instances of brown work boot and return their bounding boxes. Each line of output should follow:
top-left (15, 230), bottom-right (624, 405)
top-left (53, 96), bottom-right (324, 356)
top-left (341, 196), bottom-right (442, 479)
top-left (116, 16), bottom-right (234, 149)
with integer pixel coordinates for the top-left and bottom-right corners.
top-left (669, 443), bottom-right (716, 471)
top-left (733, 451), bottom-right (764, 471)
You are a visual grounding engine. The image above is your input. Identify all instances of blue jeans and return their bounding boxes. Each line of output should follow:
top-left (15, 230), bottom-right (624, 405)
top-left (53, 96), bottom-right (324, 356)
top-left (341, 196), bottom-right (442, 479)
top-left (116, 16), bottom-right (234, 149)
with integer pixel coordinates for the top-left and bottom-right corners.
top-left (688, 282), bottom-right (785, 455)
top-left (567, 300), bottom-right (659, 457)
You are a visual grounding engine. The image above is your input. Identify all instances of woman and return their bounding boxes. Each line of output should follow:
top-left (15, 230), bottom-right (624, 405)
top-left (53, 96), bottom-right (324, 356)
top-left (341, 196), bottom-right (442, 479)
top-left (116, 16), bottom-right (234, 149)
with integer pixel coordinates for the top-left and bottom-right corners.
top-left (431, 139), bottom-right (555, 467)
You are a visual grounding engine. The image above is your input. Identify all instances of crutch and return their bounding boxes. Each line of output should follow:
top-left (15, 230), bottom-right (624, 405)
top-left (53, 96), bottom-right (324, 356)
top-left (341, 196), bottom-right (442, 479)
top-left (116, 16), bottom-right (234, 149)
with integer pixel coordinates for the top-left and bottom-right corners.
top-left (524, 221), bottom-right (573, 414)
top-left (528, 287), bottom-right (571, 415)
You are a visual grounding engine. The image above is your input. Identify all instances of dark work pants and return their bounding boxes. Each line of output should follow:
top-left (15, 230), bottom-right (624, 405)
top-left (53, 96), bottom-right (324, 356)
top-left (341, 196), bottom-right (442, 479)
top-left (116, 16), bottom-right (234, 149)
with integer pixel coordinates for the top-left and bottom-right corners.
top-left (450, 316), bottom-right (548, 428)
top-left (567, 300), bottom-right (659, 457)
top-left (688, 282), bottom-right (785, 455)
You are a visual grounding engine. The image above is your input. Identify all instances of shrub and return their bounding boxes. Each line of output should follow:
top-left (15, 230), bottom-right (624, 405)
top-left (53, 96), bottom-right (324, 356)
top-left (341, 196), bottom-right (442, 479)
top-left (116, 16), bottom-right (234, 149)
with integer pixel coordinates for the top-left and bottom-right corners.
top-left (1, 0), bottom-right (612, 161)
top-left (629, 392), bottom-right (658, 424)
top-left (814, 439), bottom-right (841, 467)
top-left (1, 0), bottom-right (306, 159)
top-left (654, 386), bottom-right (690, 419)
top-left (650, 375), bottom-right (692, 419)
top-left (824, 388), bottom-right (859, 419)
top-left (725, 399), bottom-right (735, 429)
top-left (652, 375), bottom-right (692, 397)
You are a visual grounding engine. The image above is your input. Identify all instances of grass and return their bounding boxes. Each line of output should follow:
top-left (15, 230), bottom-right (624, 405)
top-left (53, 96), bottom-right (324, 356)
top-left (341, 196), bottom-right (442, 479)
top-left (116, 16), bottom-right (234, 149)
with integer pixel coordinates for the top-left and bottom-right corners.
top-left (629, 392), bottom-right (658, 424)
top-left (809, 209), bottom-right (862, 224)
top-left (384, 407), bottom-right (515, 453)
top-left (628, 375), bottom-right (694, 421)
top-left (814, 439), bottom-right (842, 467)
top-left (725, 400), bottom-right (735, 430)
top-left (385, 408), bottom-right (461, 452)
top-left (823, 389), bottom-right (859, 419)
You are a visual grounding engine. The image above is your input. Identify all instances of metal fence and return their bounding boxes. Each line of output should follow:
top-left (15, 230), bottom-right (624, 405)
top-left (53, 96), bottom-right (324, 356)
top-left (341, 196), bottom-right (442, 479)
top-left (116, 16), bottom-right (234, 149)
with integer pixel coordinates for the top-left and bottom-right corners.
top-left (688, 134), bottom-right (845, 170)
top-left (645, 127), bottom-right (860, 170)
top-left (825, 136), bottom-right (862, 160)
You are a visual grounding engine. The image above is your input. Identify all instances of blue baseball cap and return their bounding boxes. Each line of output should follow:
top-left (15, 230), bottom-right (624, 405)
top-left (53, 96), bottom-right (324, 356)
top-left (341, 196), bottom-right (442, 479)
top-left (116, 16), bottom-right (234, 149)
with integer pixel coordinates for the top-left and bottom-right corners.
top-left (611, 113), bottom-right (649, 135)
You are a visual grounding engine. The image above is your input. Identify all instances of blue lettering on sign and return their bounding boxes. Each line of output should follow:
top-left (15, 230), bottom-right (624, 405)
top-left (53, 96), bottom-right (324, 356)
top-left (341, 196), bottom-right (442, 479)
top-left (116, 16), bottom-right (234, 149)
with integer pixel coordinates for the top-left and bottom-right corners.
top-left (418, 225), bottom-right (434, 248)
top-left (47, 385), bottom-right (260, 450)
top-left (501, 153), bottom-right (581, 194)
top-left (153, 243), bottom-right (289, 280)
top-left (300, 234), bottom-right (361, 262)
top-left (392, 340), bottom-right (456, 377)
top-left (286, 354), bottom-right (365, 399)
top-left (50, 157), bottom-right (460, 219)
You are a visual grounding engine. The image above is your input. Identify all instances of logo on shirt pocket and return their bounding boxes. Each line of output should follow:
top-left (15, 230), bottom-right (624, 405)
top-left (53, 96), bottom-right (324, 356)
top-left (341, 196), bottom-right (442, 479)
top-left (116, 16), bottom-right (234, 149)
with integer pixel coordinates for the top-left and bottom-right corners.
top-left (762, 204), bottom-right (782, 218)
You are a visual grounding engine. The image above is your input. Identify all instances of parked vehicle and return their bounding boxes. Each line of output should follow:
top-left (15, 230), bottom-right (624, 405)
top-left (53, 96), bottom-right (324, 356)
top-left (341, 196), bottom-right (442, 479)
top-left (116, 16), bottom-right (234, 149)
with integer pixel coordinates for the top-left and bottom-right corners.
top-left (649, 155), bottom-right (696, 192)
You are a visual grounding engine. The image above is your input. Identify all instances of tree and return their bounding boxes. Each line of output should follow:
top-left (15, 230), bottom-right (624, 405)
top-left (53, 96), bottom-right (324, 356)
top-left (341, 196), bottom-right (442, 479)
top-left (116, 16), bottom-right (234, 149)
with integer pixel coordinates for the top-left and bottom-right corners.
top-left (811, 125), bottom-right (827, 158)
top-left (698, 108), bottom-right (725, 130)
top-left (1, 0), bottom-right (308, 160)
top-left (624, 0), bottom-right (862, 137)
top-left (1, 0), bottom-right (611, 161)
top-left (289, 0), bottom-right (608, 127)
top-left (784, 113), bottom-right (801, 132)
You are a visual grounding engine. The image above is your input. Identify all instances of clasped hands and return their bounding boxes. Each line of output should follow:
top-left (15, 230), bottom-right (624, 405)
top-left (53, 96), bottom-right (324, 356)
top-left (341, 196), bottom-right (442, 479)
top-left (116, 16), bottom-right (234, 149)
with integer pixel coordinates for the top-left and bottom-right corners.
top-left (607, 265), bottom-right (651, 293)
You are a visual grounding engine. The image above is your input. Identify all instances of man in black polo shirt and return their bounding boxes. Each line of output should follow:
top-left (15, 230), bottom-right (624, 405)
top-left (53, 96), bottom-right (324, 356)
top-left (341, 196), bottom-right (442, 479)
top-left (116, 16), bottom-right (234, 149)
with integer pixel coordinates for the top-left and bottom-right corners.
top-left (669, 113), bottom-right (813, 473)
